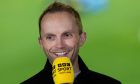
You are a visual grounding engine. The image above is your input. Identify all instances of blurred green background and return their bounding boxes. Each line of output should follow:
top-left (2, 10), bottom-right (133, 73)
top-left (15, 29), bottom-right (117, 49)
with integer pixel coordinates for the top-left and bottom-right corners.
top-left (0, 0), bottom-right (140, 84)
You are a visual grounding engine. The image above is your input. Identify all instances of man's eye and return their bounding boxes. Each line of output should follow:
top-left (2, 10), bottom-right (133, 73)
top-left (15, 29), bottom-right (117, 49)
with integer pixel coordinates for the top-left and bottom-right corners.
top-left (63, 33), bottom-right (72, 38)
top-left (46, 36), bottom-right (55, 40)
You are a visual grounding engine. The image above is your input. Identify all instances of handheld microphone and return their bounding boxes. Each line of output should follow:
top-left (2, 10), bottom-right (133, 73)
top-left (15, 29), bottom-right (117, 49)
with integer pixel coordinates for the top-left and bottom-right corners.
top-left (52, 57), bottom-right (74, 84)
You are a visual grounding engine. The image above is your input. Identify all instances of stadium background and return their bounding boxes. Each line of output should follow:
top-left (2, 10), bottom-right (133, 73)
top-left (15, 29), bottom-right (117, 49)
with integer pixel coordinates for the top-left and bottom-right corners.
top-left (0, 0), bottom-right (140, 84)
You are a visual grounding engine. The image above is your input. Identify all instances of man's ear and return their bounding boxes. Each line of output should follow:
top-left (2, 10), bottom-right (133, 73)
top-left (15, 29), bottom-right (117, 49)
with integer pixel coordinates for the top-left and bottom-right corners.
top-left (38, 37), bottom-right (43, 48)
top-left (79, 32), bottom-right (87, 47)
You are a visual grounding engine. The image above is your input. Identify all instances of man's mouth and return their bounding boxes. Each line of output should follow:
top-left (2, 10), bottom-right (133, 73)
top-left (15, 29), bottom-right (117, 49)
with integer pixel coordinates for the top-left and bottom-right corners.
top-left (54, 52), bottom-right (68, 56)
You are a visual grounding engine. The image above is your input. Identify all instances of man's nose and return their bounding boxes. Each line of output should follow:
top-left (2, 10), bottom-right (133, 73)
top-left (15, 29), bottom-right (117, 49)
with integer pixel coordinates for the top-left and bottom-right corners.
top-left (55, 37), bottom-right (65, 49)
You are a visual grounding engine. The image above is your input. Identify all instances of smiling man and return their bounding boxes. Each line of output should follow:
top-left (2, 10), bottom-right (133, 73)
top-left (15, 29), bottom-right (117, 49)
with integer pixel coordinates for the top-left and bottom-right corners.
top-left (21, 1), bottom-right (121, 84)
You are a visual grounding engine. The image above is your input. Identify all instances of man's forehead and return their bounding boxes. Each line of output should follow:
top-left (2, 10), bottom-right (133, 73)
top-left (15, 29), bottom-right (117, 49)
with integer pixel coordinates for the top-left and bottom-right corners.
top-left (41, 29), bottom-right (78, 38)
top-left (41, 12), bottom-right (76, 28)
top-left (41, 13), bottom-right (78, 29)
top-left (42, 12), bottom-right (75, 21)
top-left (42, 28), bottom-right (76, 35)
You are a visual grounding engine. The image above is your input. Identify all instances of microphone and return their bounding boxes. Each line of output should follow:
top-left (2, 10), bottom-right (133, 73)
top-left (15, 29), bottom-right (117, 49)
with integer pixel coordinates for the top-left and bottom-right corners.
top-left (52, 57), bottom-right (74, 84)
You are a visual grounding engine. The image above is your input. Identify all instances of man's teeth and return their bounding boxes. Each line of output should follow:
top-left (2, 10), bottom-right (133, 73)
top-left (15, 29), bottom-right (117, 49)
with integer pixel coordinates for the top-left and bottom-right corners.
top-left (55, 52), bottom-right (67, 56)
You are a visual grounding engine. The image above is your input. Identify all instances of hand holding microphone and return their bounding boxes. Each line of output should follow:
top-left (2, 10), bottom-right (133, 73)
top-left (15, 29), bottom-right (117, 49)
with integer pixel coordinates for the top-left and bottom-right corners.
top-left (52, 57), bottom-right (74, 84)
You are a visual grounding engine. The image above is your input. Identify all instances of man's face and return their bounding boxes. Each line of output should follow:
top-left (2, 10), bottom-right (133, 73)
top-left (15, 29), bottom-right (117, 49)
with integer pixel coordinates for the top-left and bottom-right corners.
top-left (39, 12), bottom-right (86, 64)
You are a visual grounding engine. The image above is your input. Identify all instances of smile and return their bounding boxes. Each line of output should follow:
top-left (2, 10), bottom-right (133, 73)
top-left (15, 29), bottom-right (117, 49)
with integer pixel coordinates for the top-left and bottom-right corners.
top-left (54, 52), bottom-right (68, 56)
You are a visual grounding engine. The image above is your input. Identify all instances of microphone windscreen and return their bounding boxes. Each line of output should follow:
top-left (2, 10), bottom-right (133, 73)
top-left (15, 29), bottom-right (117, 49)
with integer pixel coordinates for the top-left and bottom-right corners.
top-left (52, 57), bottom-right (74, 84)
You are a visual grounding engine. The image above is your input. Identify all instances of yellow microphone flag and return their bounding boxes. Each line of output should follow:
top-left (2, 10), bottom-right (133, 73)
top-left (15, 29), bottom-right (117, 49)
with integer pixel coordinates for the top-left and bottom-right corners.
top-left (52, 57), bottom-right (74, 84)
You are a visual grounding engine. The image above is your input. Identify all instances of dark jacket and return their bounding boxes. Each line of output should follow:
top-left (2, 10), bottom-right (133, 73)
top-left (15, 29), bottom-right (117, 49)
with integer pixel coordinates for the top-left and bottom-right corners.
top-left (21, 56), bottom-right (121, 84)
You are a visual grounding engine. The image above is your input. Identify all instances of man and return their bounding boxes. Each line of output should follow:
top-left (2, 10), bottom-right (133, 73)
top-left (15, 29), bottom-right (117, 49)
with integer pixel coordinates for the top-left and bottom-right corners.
top-left (21, 1), bottom-right (121, 84)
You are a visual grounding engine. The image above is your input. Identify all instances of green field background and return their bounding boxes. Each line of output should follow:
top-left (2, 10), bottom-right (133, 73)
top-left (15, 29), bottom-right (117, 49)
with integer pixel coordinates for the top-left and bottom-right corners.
top-left (0, 0), bottom-right (140, 84)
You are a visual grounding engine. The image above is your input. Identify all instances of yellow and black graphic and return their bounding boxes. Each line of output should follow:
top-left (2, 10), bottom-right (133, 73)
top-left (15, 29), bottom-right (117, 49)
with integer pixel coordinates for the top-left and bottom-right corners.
top-left (52, 57), bottom-right (74, 84)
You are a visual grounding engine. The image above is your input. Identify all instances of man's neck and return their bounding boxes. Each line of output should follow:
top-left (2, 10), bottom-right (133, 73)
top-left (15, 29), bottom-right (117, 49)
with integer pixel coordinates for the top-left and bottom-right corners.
top-left (72, 56), bottom-right (81, 73)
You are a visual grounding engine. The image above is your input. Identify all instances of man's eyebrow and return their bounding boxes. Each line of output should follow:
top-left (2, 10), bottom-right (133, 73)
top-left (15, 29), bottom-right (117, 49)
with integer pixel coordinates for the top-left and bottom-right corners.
top-left (62, 30), bottom-right (75, 34)
top-left (62, 31), bottom-right (72, 34)
top-left (42, 33), bottom-right (55, 37)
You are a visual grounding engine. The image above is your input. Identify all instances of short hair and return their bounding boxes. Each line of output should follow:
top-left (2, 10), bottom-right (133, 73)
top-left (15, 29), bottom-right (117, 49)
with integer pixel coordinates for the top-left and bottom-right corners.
top-left (39, 1), bottom-right (83, 38)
